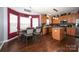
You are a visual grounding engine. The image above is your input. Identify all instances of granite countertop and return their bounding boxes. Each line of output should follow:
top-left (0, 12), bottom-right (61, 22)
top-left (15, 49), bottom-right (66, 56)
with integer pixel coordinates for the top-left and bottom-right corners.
top-left (43, 25), bottom-right (52, 28)
top-left (52, 26), bottom-right (63, 29)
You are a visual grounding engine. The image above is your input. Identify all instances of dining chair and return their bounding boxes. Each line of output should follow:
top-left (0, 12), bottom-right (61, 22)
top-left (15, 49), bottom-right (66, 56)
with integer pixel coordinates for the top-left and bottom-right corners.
top-left (23, 27), bottom-right (34, 44)
top-left (34, 27), bottom-right (42, 42)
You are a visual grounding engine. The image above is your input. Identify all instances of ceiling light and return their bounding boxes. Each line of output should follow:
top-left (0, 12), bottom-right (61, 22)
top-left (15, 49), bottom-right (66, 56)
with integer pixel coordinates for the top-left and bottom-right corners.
top-left (24, 9), bottom-right (31, 12)
top-left (29, 16), bottom-right (32, 19)
top-left (53, 8), bottom-right (58, 12)
top-left (47, 15), bottom-right (49, 18)
top-left (24, 7), bottom-right (32, 12)
top-left (53, 17), bottom-right (58, 20)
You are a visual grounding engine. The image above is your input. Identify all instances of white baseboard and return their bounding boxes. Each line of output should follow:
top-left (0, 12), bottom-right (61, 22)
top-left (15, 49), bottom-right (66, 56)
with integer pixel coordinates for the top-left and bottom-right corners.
top-left (0, 41), bottom-right (5, 50)
top-left (4, 36), bottom-right (18, 43)
top-left (0, 36), bottom-right (18, 50)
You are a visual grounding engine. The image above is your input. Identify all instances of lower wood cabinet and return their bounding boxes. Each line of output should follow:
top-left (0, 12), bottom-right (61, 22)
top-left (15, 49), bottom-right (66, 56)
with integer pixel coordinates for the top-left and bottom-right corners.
top-left (42, 27), bottom-right (47, 35)
top-left (67, 28), bottom-right (76, 36)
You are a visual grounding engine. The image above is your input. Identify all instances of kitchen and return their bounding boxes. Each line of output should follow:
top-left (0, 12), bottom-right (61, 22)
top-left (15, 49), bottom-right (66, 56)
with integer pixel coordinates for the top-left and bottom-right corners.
top-left (0, 7), bottom-right (79, 52)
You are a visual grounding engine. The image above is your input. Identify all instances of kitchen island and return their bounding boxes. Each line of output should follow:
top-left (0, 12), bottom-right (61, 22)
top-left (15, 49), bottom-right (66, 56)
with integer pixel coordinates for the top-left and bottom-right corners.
top-left (52, 27), bottom-right (64, 41)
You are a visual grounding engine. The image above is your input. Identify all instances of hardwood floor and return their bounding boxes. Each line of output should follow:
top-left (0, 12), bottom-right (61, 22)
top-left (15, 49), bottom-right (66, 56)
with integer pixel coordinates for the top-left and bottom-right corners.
top-left (0, 35), bottom-right (79, 52)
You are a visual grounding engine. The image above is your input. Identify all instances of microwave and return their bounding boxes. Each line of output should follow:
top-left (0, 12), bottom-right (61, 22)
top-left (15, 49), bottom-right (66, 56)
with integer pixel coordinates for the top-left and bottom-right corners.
top-left (60, 20), bottom-right (68, 26)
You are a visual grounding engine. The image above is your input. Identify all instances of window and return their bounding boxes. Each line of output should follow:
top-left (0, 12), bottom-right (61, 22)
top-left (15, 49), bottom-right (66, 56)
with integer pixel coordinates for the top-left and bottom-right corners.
top-left (20, 17), bottom-right (30, 30)
top-left (46, 19), bottom-right (50, 25)
top-left (32, 18), bottom-right (39, 28)
top-left (26, 17), bottom-right (31, 28)
top-left (10, 13), bottom-right (18, 33)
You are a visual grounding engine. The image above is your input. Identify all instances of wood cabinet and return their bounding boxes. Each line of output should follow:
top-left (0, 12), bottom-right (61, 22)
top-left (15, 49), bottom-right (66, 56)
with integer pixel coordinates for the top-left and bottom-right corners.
top-left (41, 15), bottom-right (46, 24)
top-left (52, 27), bottom-right (64, 41)
top-left (42, 26), bottom-right (52, 35)
top-left (53, 19), bottom-right (60, 24)
top-left (41, 15), bottom-right (52, 24)
top-left (49, 27), bottom-right (52, 33)
top-left (42, 27), bottom-right (47, 35)
top-left (67, 14), bottom-right (76, 23)
top-left (67, 28), bottom-right (76, 36)
top-left (59, 14), bottom-right (76, 24)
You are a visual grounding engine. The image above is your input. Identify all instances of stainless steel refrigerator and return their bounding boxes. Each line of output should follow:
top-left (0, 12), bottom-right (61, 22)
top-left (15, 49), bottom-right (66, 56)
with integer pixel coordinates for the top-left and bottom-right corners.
top-left (76, 19), bottom-right (79, 37)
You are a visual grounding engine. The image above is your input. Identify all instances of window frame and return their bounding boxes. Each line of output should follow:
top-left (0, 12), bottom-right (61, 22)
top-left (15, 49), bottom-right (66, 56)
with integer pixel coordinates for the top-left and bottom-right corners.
top-left (20, 16), bottom-right (31, 30)
top-left (32, 17), bottom-right (39, 28)
top-left (9, 13), bottom-right (18, 33)
top-left (8, 8), bottom-right (19, 39)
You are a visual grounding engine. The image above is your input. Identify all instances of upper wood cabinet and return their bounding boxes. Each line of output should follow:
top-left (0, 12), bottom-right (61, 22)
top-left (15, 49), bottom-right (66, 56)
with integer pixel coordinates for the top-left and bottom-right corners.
top-left (41, 15), bottom-right (47, 24)
top-left (41, 13), bottom-right (79, 24)
top-left (60, 15), bottom-right (68, 21)
top-left (41, 15), bottom-right (52, 24)
top-left (68, 14), bottom-right (76, 23)
top-left (59, 14), bottom-right (77, 24)
top-left (53, 19), bottom-right (60, 24)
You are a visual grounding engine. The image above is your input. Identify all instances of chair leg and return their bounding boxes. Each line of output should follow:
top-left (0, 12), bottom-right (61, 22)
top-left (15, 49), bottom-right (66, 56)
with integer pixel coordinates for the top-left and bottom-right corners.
top-left (38, 35), bottom-right (40, 42)
top-left (26, 37), bottom-right (28, 45)
top-left (33, 35), bottom-right (35, 41)
top-left (35, 35), bottom-right (39, 42)
top-left (32, 36), bottom-right (35, 41)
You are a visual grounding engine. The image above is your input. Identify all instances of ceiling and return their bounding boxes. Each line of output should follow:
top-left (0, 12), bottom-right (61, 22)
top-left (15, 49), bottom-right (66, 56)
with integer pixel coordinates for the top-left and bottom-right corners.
top-left (10, 7), bottom-right (79, 16)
